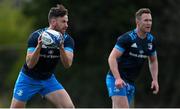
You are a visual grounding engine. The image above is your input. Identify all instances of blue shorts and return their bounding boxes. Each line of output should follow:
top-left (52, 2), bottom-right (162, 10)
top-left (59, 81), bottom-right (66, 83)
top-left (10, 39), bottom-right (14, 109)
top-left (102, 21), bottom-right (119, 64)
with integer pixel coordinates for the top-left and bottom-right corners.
top-left (13, 72), bottom-right (64, 102)
top-left (106, 73), bottom-right (135, 104)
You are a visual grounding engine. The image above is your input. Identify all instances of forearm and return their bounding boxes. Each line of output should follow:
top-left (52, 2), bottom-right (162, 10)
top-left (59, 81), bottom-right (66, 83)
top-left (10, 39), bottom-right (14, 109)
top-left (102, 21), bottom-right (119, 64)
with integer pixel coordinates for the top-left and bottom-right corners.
top-left (149, 58), bottom-right (158, 81)
top-left (26, 45), bottom-right (41, 69)
top-left (149, 56), bottom-right (159, 94)
top-left (60, 48), bottom-right (73, 68)
top-left (108, 57), bottom-right (121, 79)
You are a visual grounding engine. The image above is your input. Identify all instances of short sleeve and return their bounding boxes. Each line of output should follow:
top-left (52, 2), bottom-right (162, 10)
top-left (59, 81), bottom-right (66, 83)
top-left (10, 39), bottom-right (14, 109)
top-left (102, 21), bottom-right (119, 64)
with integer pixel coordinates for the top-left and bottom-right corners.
top-left (148, 34), bottom-right (157, 56)
top-left (114, 35), bottom-right (129, 53)
top-left (27, 31), bottom-right (40, 53)
top-left (64, 34), bottom-right (75, 53)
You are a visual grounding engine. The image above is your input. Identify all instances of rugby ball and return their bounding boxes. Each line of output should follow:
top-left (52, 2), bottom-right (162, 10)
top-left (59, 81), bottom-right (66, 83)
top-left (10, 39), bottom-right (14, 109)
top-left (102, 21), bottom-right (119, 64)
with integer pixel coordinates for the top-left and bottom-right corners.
top-left (41, 29), bottom-right (62, 46)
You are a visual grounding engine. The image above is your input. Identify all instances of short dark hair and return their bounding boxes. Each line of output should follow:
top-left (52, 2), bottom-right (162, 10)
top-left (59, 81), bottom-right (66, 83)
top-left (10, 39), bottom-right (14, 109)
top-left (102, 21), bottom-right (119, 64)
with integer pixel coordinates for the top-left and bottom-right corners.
top-left (48, 4), bottom-right (68, 21)
top-left (135, 8), bottom-right (151, 20)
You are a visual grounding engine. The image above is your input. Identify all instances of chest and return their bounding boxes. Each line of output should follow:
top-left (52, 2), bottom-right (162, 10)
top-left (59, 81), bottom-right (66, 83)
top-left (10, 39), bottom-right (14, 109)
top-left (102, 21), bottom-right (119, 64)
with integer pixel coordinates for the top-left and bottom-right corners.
top-left (39, 46), bottom-right (60, 59)
top-left (127, 38), bottom-right (153, 57)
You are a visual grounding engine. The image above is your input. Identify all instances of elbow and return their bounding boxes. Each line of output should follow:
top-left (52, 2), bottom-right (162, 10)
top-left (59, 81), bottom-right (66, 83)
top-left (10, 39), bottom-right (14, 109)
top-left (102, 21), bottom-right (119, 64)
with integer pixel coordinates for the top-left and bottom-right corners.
top-left (26, 63), bottom-right (34, 69)
top-left (64, 62), bottom-right (72, 69)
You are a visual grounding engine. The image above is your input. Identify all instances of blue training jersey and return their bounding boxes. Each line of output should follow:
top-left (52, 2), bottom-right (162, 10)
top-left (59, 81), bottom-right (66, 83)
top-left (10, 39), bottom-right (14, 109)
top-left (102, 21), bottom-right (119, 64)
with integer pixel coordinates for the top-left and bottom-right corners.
top-left (109, 29), bottom-right (157, 83)
top-left (21, 28), bottom-right (75, 80)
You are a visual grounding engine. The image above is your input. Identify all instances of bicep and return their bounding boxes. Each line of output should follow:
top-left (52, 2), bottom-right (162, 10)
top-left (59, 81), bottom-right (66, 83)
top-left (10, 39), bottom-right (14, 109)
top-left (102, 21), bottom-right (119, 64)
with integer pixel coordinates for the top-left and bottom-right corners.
top-left (65, 50), bottom-right (74, 60)
top-left (110, 35), bottom-right (128, 59)
top-left (109, 48), bottom-right (123, 60)
top-left (26, 33), bottom-right (38, 60)
top-left (26, 47), bottom-right (35, 62)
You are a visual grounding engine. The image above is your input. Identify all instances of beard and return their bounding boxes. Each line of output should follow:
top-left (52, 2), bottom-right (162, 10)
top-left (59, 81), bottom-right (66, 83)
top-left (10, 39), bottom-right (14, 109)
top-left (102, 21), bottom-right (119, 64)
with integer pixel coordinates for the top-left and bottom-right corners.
top-left (145, 27), bottom-right (151, 33)
top-left (55, 26), bottom-right (67, 34)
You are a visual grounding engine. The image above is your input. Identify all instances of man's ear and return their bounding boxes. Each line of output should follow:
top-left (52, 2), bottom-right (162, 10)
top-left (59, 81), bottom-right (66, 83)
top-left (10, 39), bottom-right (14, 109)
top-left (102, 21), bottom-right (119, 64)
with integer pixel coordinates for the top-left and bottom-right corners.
top-left (135, 18), bottom-right (138, 24)
top-left (50, 18), bottom-right (57, 27)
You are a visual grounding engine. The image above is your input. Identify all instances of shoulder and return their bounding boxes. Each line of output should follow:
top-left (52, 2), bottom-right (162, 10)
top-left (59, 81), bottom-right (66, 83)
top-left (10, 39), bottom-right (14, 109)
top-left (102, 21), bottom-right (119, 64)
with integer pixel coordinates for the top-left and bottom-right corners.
top-left (28, 28), bottom-right (46, 39)
top-left (117, 30), bottom-right (136, 42)
top-left (64, 32), bottom-right (74, 43)
top-left (147, 33), bottom-right (156, 42)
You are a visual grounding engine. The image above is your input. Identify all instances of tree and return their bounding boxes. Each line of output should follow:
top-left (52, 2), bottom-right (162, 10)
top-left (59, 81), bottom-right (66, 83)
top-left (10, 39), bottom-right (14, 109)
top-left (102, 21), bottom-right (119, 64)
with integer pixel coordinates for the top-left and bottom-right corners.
top-left (0, 0), bottom-right (33, 107)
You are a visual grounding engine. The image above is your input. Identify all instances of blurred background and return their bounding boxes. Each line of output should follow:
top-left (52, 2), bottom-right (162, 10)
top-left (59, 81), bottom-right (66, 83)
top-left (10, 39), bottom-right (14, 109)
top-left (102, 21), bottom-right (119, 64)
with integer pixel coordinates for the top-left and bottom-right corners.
top-left (0, 0), bottom-right (180, 107)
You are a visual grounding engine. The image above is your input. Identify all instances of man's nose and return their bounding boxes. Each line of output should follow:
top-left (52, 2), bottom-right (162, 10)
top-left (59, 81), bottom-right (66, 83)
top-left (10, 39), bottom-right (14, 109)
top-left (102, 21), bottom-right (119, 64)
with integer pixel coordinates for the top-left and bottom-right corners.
top-left (65, 23), bottom-right (68, 28)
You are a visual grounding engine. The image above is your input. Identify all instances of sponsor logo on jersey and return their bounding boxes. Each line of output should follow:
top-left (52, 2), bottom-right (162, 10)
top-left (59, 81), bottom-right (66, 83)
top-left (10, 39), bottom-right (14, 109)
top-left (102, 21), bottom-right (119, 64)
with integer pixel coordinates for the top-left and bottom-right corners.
top-left (129, 52), bottom-right (147, 58)
top-left (40, 54), bottom-right (60, 58)
top-left (131, 43), bottom-right (137, 48)
top-left (42, 44), bottom-right (59, 49)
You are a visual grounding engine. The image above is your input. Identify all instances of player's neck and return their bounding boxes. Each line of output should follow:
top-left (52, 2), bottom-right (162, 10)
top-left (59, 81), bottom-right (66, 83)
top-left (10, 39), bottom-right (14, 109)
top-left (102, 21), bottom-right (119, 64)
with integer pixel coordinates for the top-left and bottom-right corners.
top-left (48, 26), bottom-right (54, 30)
top-left (136, 28), bottom-right (146, 39)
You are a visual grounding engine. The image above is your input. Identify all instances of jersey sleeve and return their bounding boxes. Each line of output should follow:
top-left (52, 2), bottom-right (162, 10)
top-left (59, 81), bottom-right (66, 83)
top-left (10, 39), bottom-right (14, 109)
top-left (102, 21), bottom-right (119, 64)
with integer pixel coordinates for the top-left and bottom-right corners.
top-left (114, 35), bottom-right (129, 53)
top-left (27, 32), bottom-right (39, 53)
top-left (64, 34), bottom-right (75, 53)
top-left (149, 35), bottom-right (157, 56)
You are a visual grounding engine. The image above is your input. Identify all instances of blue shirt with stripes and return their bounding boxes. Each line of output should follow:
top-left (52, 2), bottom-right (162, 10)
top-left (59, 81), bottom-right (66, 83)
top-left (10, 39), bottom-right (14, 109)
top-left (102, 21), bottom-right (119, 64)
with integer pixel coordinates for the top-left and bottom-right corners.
top-left (109, 29), bottom-right (157, 83)
top-left (21, 28), bottom-right (75, 80)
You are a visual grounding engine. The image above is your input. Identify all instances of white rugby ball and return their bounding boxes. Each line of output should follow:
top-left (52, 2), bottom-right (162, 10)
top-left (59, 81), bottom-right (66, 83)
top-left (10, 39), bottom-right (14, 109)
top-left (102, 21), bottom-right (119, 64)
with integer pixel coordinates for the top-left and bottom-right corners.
top-left (41, 29), bottom-right (62, 46)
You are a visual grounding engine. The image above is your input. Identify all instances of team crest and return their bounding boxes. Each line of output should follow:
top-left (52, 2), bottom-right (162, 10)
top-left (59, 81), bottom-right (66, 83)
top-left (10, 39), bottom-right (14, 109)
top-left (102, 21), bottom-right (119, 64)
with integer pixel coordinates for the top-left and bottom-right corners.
top-left (48, 50), bottom-right (54, 54)
top-left (148, 43), bottom-right (153, 50)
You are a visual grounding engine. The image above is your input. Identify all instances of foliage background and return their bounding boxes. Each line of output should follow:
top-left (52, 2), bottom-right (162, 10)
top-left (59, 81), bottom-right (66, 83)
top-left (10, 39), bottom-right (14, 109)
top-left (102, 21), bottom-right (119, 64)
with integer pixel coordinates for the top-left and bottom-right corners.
top-left (0, 0), bottom-right (180, 107)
